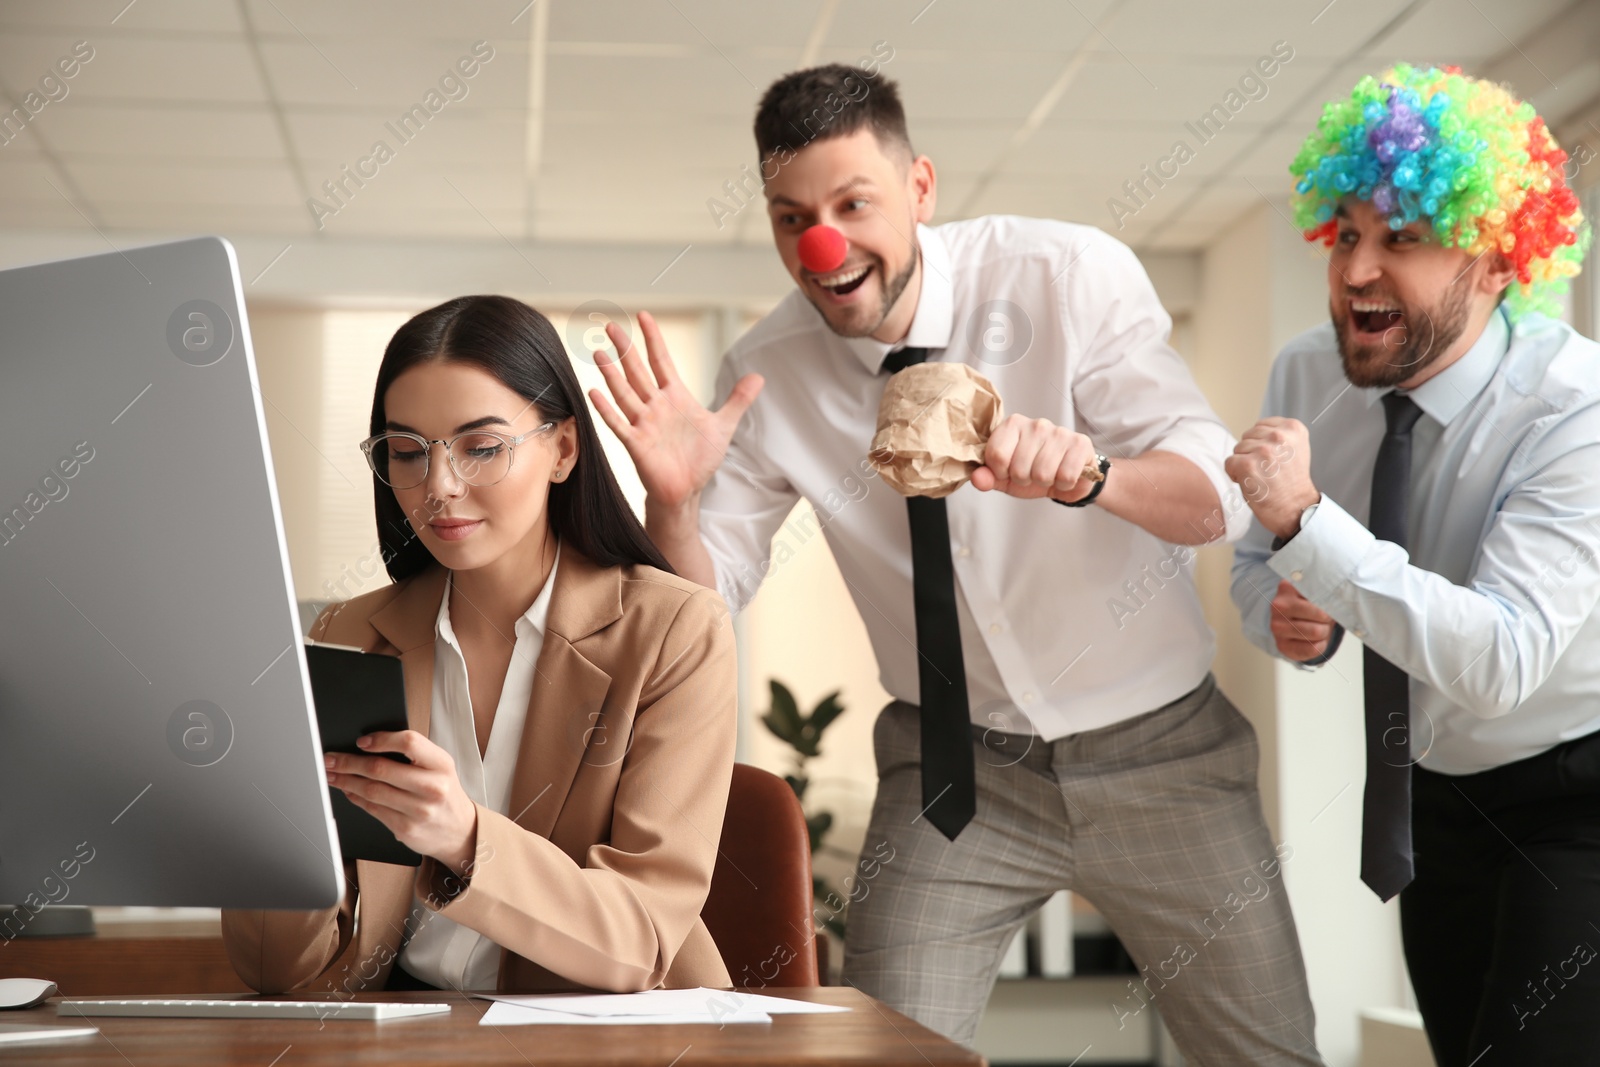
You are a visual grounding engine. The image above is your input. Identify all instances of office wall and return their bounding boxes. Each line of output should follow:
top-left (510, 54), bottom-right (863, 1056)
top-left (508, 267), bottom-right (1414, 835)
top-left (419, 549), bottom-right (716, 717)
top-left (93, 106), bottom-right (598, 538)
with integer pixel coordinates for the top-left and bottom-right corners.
top-left (1189, 203), bottom-right (1281, 834)
top-left (247, 305), bottom-right (325, 601)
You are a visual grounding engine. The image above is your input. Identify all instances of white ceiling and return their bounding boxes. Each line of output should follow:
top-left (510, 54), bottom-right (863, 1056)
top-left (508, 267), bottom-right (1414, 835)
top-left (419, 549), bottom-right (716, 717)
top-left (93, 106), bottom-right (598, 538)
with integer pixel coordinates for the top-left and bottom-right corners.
top-left (0, 0), bottom-right (1594, 272)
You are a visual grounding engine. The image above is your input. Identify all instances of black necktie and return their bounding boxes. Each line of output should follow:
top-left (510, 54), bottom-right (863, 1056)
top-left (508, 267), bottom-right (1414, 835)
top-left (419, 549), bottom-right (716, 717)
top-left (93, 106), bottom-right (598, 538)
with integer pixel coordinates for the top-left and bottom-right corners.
top-left (1361, 391), bottom-right (1425, 901)
top-left (880, 345), bottom-right (976, 841)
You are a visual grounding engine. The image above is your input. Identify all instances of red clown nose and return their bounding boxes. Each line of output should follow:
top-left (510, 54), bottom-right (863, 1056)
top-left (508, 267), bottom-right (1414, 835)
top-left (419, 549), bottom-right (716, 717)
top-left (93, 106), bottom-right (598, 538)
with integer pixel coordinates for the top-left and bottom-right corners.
top-left (797, 225), bottom-right (848, 274)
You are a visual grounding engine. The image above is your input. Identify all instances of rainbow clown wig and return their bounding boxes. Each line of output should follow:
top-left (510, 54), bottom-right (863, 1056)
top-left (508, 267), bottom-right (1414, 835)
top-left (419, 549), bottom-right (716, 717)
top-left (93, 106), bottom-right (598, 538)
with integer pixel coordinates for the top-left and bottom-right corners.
top-left (1290, 64), bottom-right (1590, 320)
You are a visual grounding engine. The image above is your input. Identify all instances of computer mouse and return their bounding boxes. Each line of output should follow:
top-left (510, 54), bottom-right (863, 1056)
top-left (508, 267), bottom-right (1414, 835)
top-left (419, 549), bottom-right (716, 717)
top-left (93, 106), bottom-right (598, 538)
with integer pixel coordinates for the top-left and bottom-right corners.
top-left (0, 978), bottom-right (58, 1009)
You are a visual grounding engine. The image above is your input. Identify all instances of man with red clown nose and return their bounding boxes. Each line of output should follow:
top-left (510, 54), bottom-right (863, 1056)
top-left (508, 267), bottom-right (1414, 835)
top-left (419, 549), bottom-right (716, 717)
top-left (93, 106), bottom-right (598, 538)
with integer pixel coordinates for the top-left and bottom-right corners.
top-left (593, 63), bottom-right (1325, 1065)
top-left (1228, 64), bottom-right (1595, 1067)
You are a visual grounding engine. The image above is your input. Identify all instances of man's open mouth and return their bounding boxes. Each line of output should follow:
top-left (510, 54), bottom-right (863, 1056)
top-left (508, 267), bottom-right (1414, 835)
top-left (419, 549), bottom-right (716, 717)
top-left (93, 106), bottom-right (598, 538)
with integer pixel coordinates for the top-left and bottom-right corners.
top-left (1349, 299), bottom-right (1404, 335)
top-left (815, 263), bottom-right (872, 296)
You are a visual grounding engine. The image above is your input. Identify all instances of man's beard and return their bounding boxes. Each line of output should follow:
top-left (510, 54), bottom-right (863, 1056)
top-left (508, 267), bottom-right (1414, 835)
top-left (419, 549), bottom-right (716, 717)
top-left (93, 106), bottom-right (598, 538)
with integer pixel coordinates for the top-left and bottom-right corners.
top-left (810, 249), bottom-right (918, 339)
top-left (1331, 281), bottom-right (1473, 389)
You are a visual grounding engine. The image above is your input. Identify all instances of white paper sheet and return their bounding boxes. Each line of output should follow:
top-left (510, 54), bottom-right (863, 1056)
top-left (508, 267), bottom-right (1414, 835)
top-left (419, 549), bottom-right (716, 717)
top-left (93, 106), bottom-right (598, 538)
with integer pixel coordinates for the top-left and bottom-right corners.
top-left (473, 986), bottom-right (850, 1026)
top-left (479, 1001), bottom-right (771, 1026)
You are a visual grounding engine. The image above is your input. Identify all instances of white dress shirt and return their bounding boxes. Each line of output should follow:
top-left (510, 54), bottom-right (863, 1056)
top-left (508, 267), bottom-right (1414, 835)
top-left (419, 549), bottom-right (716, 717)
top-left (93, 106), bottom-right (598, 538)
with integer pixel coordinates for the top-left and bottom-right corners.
top-left (1232, 307), bottom-right (1600, 774)
top-left (397, 542), bottom-right (561, 990)
top-left (700, 216), bottom-right (1247, 741)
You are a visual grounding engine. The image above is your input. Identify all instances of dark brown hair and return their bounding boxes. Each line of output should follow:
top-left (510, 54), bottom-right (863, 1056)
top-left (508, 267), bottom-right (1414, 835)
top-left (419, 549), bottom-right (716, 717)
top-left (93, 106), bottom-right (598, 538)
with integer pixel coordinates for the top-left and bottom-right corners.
top-left (754, 63), bottom-right (911, 169)
top-left (369, 295), bottom-right (672, 582)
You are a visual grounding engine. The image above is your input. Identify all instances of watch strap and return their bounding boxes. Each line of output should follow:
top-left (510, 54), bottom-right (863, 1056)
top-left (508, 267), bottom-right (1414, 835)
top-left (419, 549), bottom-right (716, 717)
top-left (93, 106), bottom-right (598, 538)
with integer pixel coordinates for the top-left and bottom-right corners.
top-left (1056, 453), bottom-right (1110, 508)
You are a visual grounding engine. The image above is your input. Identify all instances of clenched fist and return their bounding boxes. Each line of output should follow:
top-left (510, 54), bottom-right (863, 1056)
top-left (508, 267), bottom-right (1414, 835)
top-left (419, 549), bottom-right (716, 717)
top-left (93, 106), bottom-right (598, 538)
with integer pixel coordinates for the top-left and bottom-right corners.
top-left (1269, 579), bottom-right (1338, 662)
top-left (1225, 417), bottom-right (1320, 541)
top-left (972, 414), bottom-right (1100, 503)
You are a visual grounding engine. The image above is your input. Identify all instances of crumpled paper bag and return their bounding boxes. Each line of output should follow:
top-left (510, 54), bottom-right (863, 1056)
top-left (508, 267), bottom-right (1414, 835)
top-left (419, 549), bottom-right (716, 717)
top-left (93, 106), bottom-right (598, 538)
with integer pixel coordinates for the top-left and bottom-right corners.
top-left (869, 362), bottom-right (1004, 498)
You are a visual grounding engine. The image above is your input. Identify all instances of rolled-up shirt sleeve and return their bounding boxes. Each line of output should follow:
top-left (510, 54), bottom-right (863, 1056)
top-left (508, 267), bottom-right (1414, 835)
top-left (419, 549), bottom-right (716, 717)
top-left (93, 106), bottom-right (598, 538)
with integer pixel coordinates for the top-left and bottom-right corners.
top-left (697, 354), bottom-right (801, 615)
top-left (1061, 229), bottom-right (1248, 544)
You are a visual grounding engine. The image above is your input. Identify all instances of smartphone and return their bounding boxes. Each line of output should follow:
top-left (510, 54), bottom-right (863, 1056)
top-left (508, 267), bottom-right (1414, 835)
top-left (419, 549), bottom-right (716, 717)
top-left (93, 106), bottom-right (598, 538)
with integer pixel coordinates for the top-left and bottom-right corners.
top-left (304, 642), bottom-right (422, 866)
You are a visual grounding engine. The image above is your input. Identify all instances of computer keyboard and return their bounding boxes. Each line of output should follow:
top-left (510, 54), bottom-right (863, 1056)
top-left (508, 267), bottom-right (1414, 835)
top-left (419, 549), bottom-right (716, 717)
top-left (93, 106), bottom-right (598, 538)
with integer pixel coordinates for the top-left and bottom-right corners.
top-left (60, 998), bottom-right (451, 1021)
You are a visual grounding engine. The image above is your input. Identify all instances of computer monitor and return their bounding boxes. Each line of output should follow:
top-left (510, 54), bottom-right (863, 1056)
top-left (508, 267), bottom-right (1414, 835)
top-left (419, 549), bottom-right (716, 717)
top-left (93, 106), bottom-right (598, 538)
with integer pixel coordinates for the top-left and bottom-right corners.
top-left (0, 237), bottom-right (344, 913)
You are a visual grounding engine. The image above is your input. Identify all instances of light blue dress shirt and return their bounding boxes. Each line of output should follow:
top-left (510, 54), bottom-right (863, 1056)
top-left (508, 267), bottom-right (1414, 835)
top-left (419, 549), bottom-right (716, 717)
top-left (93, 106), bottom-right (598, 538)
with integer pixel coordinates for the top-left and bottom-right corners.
top-left (1231, 307), bottom-right (1600, 774)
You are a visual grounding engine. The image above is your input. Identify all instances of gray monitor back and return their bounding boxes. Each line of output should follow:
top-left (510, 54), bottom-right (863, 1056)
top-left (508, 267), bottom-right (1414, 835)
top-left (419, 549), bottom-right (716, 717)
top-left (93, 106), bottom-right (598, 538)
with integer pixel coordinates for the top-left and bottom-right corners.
top-left (0, 237), bottom-right (343, 910)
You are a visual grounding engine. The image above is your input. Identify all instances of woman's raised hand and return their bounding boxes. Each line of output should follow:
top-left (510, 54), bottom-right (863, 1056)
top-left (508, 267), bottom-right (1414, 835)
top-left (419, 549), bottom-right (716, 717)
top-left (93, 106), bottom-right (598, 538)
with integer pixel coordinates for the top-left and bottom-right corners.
top-left (588, 310), bottom-right (763, 509)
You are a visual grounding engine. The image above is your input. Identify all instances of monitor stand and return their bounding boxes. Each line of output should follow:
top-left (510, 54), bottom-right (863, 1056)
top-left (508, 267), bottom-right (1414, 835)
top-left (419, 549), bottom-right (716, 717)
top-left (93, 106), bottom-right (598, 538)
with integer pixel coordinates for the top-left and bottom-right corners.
top-left (1, 905), bottom-right (96, 938)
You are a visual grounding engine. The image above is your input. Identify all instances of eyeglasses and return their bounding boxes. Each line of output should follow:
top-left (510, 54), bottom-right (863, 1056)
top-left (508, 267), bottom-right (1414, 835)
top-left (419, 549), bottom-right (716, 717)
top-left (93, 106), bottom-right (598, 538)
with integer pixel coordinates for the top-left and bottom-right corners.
top-left (359, 422), bottom-right (556, 489)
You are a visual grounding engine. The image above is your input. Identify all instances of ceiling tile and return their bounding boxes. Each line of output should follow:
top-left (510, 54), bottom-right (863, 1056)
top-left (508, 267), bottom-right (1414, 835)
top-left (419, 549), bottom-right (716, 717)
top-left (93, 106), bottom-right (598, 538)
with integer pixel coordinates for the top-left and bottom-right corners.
top-left (889, 53), bottom-right (1084, 122)
top-left (15, 36), bottom-right (267, 103)
top-left (533, 207), bottom-right (728, 245)
top-left (551, 0), bottom-right (822, 49)
top-left (312, 202), bottom-right (525, 242)
top-left (239, 0), bottom-right (514, 41)
top-left (1229, 127), bottom-right (1315, 184)
top-left (543, 53), bottom-right (768, 118)
top-left (67, 159), bottom-right (301, 206)
top-left (0, 1), bottom-right (241, 34)
top-left (256, 39), bottom-right (525, 111)
top-left (542, 116), bottom-right (752, 175)
top-left (41, 103), bottom-right (284, 161)
top-left (0, 0), bottom-right (1582, 260)
top-left (1010, 125), bottom-right (1238, 183)
top-left (1039, 55), bottom-right (1337, 131)
top-left (1368, 0), bottom-right (1576, 66)
top-left (1107, 1), bottom-right (1313, 59)
top-left (820, 0), bottom-right (1112, 53)
top-left (286, 110), bottom-right (524, 173)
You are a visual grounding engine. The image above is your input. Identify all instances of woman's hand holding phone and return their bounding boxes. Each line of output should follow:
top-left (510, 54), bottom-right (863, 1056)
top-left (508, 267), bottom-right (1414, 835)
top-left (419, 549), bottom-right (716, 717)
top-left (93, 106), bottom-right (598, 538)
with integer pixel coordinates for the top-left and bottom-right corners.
top-left (324, 729), bottom-right (478, 877)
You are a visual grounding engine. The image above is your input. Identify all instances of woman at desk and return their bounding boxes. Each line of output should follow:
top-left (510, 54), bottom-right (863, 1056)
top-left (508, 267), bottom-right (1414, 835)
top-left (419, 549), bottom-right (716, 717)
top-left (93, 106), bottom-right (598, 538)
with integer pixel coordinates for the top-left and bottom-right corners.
top-left (221, 296), bottom-right (737, 996)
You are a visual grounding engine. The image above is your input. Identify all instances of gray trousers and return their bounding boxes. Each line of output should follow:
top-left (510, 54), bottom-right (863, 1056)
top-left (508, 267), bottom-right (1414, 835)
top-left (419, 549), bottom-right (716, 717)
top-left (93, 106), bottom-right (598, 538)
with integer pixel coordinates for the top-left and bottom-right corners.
top-left (840, 673), bottom-right (1323, 1065)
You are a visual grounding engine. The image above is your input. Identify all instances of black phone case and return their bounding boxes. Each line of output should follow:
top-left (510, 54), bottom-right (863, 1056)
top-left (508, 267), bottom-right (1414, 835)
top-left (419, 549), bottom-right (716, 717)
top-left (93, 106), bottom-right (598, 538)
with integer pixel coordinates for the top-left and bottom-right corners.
top-left (305, 643), bottom-right (423, 867)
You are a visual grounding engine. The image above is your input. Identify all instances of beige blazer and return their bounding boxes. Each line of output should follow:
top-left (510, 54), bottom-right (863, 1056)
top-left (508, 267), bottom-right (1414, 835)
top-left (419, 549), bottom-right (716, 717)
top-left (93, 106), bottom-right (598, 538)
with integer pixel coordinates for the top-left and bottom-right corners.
top-left (220, 546), bottom-right (737, 995)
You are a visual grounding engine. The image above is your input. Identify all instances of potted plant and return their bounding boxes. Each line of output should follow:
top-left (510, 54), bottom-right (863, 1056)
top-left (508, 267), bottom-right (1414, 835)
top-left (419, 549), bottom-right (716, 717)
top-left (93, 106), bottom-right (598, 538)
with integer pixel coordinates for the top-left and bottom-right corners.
top-left (760, 680), bottom-right (852, 937)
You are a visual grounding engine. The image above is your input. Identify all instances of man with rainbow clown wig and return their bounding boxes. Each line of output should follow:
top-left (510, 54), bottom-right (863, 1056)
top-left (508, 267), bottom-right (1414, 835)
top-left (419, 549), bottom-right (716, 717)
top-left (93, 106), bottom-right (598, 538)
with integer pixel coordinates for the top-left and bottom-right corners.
top-left (1228, 64), bottom-right (1596, 1066)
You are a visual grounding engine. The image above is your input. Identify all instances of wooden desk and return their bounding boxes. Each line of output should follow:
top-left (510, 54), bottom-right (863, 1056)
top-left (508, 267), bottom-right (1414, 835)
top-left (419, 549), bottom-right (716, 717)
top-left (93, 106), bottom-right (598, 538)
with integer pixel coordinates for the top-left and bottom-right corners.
top-left (6, 989), bottom-right (986, 1066)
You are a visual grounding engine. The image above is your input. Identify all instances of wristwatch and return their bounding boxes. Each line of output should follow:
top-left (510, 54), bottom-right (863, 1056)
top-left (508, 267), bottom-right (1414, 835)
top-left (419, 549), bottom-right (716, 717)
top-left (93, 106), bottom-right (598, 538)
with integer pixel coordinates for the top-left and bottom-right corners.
top-left (1057, 453), bottom-right (1111, 508)
top-left (1271, 497), bottom-right (1321, 551)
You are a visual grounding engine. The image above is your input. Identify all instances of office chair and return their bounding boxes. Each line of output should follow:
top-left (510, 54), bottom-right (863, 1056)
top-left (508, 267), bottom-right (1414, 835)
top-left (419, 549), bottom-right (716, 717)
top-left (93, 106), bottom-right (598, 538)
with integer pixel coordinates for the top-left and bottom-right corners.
top-left (701, 763), bottom-right (822, 987)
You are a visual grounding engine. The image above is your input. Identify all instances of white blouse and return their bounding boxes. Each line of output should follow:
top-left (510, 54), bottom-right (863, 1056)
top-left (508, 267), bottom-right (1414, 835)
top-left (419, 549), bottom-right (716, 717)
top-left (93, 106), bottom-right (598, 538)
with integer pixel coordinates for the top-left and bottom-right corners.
top-left (396, 542), bottom-right (560, 990)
